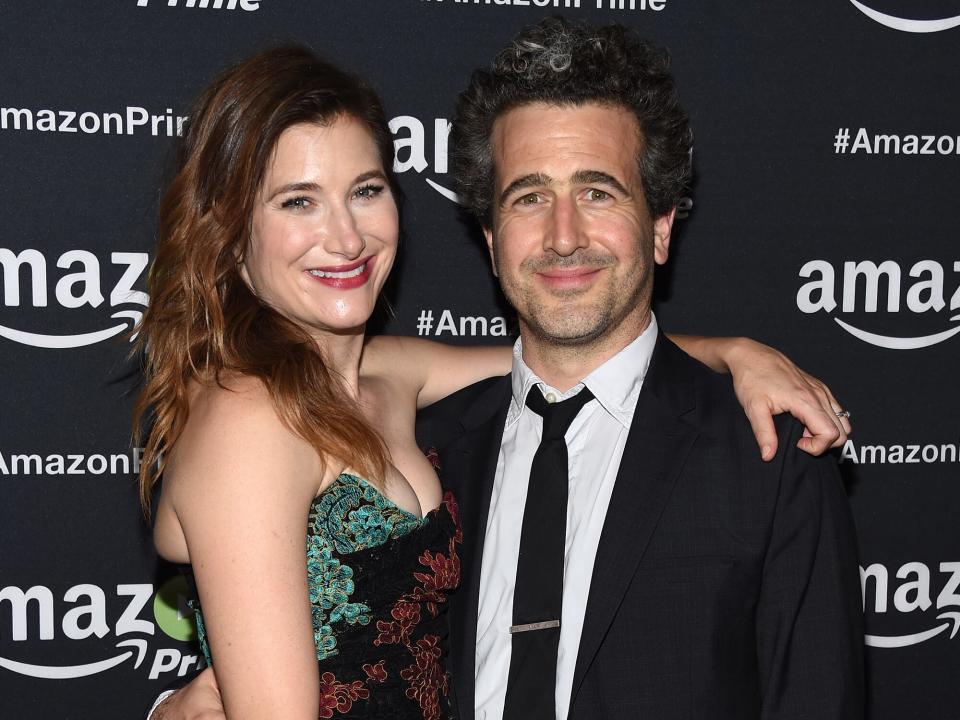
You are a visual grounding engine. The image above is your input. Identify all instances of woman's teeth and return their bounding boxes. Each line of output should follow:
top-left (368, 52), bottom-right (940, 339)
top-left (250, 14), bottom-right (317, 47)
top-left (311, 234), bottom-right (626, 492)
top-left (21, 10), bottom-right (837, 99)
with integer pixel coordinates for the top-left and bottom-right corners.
top-left (309, 263), bottom-right (366, 279)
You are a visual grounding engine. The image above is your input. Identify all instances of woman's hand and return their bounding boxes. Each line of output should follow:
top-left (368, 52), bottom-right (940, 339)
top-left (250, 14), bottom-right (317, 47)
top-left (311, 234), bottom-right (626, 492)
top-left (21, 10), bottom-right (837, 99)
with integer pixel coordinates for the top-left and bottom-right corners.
top-left (670, 335), bottom-right (851, 461)
top-left (723, 338), bottom-right (851, 461)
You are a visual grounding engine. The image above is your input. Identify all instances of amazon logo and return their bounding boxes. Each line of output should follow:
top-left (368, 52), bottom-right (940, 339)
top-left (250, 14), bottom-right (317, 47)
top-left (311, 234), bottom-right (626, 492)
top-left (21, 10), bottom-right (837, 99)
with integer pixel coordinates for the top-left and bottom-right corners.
top-left (796, 258), bottom-right (960, 350)
top-left (389, 115), bottom-right (460, 204)
top-left (0, 578), bottom-right (200, 681)
top-left (861, 562), bottom-right (960, 648)
top-left (847, 0), bottom-right (960, 32)
top-left (0, 248), bottom-right (148, 349)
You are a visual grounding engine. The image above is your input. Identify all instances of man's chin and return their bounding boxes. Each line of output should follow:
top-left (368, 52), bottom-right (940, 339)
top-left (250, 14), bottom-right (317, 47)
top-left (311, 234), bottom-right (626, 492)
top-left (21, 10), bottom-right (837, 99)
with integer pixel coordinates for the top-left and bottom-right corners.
top-left (521, 298), bottom-right (650, 350)
top-left (525, 315), bottom-right (611, 347)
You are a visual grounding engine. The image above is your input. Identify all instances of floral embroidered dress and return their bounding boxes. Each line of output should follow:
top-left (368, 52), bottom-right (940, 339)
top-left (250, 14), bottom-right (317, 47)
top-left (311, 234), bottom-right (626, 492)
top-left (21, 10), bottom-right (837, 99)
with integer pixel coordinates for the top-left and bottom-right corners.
top-left (183, 473), bottom-right (462, 720)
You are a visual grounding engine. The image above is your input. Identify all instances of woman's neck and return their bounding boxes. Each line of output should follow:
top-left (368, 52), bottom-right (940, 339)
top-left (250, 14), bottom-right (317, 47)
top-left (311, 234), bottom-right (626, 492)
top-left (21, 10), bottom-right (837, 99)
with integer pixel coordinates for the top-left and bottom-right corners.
top-left (312, 326), bottom-right (366, 397)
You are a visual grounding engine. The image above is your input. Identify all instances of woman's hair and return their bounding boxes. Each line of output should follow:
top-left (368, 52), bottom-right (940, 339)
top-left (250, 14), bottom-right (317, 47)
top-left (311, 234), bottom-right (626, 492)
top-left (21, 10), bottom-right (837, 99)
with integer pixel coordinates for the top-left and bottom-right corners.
top-left (452, 17), bottom-right (693, 227)
top-left (133, 46), bottom-right (396, 515)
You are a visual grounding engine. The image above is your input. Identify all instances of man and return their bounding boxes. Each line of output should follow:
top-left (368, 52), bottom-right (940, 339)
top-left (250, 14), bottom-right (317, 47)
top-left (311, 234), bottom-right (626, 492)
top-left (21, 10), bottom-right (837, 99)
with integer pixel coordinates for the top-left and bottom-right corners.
top-left (424, 17), bottom-right (863, 719)
top-left (153, 17), bottom-right (863, 720)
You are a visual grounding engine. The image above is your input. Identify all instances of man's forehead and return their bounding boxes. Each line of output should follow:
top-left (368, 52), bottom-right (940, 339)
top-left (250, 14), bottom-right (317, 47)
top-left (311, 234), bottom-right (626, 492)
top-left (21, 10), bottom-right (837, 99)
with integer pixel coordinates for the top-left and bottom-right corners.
top-left (490, 101), bottom-right (642, 181)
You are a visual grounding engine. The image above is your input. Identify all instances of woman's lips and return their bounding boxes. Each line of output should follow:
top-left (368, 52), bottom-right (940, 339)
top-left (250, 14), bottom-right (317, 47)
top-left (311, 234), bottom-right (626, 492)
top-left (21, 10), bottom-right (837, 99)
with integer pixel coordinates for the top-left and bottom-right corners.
top-left (306, 256), bottom-right (375, 289)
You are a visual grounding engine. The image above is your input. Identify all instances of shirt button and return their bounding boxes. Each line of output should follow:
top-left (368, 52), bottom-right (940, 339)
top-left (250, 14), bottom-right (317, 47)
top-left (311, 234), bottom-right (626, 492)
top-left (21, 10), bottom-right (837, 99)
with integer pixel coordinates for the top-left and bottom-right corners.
top-left (545, 392), bottom-right (558, 403)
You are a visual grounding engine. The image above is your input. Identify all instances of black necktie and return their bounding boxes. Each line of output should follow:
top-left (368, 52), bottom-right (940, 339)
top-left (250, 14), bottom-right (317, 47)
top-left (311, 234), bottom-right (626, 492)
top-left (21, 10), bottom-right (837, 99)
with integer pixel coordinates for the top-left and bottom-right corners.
top-left (503, 386), bottom-right (596, 720)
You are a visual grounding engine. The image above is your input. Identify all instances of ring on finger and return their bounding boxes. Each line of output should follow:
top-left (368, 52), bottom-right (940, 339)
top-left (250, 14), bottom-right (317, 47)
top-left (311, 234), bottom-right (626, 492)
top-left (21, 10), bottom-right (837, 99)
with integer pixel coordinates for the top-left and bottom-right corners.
top-left (835, 410), bottom-right (851, 419)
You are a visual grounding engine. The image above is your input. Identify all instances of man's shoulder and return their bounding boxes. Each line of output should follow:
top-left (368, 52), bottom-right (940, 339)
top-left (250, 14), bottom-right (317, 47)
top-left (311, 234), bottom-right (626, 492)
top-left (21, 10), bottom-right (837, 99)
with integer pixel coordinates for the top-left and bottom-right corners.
top-left (651, 333), bottom-right (741, 412)
top-left (415, 374), bottom-right (511, 449)
top-left (657, 334), bottom-right (845, 531)
top-left (422, 374), bottom-right (511, 418)
top-left (655, 333), bottom-right (803, 453)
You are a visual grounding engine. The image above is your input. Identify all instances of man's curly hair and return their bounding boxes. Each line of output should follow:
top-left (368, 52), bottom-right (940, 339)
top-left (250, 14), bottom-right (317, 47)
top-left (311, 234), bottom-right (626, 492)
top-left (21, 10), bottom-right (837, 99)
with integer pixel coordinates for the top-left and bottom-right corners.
top-left (452, 17), bottom-right (693, 227)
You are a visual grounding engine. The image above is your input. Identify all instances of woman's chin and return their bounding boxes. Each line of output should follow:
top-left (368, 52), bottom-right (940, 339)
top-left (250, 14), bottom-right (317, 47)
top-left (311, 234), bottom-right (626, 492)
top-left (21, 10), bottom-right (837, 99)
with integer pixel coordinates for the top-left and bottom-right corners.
top-left (306, 318), bottom-right (370, 339)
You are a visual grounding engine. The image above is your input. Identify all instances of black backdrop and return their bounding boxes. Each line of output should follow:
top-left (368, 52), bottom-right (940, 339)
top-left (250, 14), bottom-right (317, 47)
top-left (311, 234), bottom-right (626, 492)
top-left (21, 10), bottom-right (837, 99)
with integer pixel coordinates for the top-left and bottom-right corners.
top-left (1, 1), bottom-right (958, 718)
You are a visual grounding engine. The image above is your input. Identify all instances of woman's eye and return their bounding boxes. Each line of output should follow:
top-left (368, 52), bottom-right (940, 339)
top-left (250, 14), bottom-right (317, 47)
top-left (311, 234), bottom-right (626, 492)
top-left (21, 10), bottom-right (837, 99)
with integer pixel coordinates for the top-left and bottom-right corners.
top-left (355, 183), bottom-right (384, 200)
top-left (281, 196), bottom-right (311, 210)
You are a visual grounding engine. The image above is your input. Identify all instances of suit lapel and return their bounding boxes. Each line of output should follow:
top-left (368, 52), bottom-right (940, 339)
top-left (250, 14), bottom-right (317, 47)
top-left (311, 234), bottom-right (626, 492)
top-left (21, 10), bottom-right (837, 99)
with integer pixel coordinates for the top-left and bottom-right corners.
top-left (442, 376), bottom-right (512, 720)
top-left (568, 336), bottom-right (700, 712)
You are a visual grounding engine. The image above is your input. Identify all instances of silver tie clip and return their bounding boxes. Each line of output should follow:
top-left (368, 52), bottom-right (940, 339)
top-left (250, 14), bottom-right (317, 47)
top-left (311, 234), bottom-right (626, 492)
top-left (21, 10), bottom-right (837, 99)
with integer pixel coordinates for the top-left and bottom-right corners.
top-left (509, 620), bottom-right (561, 634)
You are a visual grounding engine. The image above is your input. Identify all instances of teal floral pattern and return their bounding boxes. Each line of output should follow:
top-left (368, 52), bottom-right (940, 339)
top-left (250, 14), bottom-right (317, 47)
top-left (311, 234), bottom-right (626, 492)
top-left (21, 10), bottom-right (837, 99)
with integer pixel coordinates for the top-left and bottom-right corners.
top-left (187, 597), bottom-right (213, 668)
top-left (307, 474), bottom-right (426, 661)
top-left (179, 464), bottom-right (460, 718)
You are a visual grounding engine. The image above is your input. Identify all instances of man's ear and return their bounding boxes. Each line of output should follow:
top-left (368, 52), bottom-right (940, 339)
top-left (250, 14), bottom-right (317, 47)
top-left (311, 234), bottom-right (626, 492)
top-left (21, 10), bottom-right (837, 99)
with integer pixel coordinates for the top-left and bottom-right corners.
top-left (483, 226), bottom-right (499, 277)
top-left (653, 207), bottom-right (676, 266)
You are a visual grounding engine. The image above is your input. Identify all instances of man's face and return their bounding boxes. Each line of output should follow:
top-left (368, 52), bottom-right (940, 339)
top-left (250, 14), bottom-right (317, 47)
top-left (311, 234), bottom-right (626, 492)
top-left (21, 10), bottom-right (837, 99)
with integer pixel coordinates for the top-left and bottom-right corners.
top-left (484, 102), bottom-right (674, 350)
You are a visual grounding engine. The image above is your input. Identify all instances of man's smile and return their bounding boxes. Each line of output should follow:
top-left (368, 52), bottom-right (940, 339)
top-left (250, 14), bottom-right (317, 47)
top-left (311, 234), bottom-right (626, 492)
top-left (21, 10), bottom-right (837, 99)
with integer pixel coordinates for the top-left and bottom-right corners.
top-left (535, 266), bottom-right (604, 292)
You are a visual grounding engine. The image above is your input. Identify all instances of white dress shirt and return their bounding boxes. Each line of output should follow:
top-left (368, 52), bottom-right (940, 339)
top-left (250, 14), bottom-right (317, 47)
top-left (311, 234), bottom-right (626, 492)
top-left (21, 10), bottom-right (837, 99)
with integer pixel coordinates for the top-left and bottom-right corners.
top-left (474, 315), bottom-right (658, 720)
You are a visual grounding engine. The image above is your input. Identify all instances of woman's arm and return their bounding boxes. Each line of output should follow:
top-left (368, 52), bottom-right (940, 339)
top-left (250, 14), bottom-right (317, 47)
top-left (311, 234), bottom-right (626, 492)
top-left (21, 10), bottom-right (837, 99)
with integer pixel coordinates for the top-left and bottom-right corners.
top-left (669, 335), bottom-right (851, 461)
top-left (165, 380), bottom-right (322, 720)
top-left (366, 334), bottom-right (849, 462)
top-left (364, 336), bottom-right (511, 409)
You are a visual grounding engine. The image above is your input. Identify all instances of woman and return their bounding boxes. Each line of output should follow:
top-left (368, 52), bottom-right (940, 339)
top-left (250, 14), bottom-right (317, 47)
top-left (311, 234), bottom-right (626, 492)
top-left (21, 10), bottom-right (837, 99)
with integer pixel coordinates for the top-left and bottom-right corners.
top-left (137, 47), bottom-right (847, 720)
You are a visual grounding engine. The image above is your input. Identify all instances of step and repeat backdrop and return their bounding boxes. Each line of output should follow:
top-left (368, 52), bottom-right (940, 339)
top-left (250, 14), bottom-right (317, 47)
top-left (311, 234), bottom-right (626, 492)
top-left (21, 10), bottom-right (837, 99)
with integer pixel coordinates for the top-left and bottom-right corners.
top-left (1, 1), bottom-right (957, 718)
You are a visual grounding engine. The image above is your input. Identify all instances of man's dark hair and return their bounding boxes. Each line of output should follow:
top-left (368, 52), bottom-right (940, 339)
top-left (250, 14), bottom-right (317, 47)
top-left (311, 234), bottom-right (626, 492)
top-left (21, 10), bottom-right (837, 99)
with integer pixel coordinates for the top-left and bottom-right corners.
top-left (452, 17), bottom-right (693, 227)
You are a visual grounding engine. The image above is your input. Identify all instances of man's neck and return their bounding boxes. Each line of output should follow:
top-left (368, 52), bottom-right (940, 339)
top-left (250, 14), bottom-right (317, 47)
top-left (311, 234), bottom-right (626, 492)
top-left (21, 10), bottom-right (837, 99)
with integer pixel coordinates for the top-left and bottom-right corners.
top-left (520, 310), bottom-right (652, 392)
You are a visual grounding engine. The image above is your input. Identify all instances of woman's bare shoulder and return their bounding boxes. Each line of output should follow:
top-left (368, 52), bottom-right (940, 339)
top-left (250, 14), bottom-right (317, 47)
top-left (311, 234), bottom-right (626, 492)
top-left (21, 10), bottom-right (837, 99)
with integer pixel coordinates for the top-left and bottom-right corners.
top-left (189, 371), bottom-right (271, 411)
top-left (165, 375), bottom-right (322, 503)
top-left (155, 374), bottom-right (322, 561)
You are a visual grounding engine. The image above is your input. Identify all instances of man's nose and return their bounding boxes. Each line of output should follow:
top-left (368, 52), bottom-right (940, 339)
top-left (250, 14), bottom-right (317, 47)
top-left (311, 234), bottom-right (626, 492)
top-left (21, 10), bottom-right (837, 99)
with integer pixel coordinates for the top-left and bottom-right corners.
top-left (544, 196), bottom-right (588, 256)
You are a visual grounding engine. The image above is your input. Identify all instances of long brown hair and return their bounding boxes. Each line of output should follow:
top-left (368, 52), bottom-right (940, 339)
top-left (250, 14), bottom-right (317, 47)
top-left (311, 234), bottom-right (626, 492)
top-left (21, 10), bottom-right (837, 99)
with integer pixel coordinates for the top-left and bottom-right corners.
top-left (133, 47), bottom-right (396, 515)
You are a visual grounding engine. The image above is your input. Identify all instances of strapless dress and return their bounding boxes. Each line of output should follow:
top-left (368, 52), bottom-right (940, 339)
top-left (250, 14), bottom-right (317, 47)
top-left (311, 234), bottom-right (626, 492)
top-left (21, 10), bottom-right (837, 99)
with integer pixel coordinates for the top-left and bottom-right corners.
top-left (183, 472), bottom-right (462, 719)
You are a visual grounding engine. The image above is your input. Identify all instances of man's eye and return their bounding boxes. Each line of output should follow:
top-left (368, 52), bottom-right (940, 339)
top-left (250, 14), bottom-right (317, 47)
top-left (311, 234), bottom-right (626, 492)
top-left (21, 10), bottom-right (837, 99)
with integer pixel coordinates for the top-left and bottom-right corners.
top-left (281, 196), bottom-right (311, 210)
top-left (517, 193), bottom-right (541, 205)
top-left (587, 189), bottom-right (611, 202)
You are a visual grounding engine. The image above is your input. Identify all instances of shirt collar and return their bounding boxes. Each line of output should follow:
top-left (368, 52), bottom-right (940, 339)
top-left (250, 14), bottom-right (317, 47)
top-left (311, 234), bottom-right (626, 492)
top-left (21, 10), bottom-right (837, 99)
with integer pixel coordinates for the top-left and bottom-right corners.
top-left (507, 313), bottom-right (658, 429)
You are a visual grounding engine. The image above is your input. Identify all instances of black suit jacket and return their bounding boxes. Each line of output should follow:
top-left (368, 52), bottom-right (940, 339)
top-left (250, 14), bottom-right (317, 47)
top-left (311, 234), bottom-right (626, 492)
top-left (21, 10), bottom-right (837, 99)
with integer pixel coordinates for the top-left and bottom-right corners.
top-left (416, 334), bottom-right (864, 720)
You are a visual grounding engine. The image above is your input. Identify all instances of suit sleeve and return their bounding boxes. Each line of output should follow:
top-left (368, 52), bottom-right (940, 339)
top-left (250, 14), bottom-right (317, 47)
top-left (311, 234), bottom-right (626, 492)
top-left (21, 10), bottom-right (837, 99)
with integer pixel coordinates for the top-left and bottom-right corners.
top-left (143, 668), bottom-right (201, 719)
top-left (755, 421), bottom-right (865, 719)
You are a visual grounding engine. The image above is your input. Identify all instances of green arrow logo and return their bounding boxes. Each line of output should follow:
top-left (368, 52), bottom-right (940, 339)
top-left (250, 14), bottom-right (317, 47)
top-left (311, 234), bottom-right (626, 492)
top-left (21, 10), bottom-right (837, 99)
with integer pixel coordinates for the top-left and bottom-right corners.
top-left (153, 576), bottom-right (198, 642)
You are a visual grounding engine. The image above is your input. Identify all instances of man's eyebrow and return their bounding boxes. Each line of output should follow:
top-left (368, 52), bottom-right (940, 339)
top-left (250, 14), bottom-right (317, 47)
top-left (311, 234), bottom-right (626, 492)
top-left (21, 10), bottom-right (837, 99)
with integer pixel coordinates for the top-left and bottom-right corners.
top-left (572, 169), bottom-right (629, 196)
top-left (499, 173), bottom-right (552, 206)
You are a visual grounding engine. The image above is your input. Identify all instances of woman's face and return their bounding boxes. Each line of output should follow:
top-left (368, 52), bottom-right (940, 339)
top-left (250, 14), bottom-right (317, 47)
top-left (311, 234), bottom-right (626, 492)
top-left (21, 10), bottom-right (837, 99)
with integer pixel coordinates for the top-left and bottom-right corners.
top-left (241, 117), bottom-right (398, 339)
